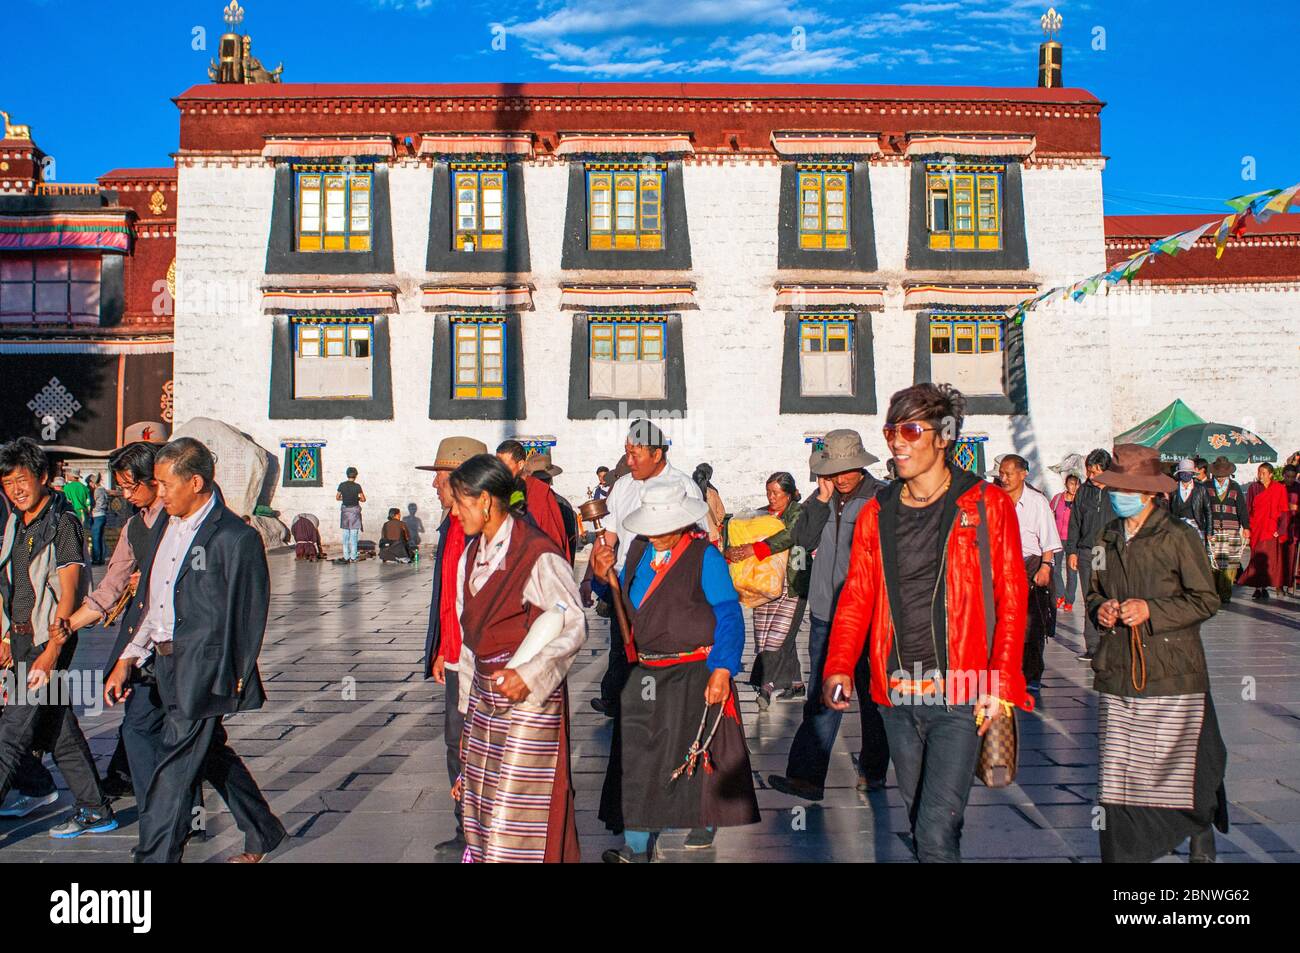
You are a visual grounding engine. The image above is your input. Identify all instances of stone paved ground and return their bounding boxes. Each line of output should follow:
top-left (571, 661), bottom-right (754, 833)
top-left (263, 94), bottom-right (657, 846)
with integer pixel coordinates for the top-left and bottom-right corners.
top-left (2, 549), bottom-right (1298, 863)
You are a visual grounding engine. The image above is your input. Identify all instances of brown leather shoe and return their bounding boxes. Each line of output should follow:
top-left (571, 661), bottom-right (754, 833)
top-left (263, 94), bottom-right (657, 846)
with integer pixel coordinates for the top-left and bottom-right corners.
top-left (226, 851), bottom-right (268, 863)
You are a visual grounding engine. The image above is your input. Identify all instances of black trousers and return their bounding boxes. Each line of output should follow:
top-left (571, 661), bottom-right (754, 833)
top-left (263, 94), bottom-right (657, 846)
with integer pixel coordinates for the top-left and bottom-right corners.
top-left (0, 635), bottom-right (106, 812)
top-left (0, 705), bottom-right (55, 797)
top-left (135, 654), bottom-right (285, 863)
top-left (1022, 555), bottom-right (1055, 684)
top-left (118, 670), bottom-right (202, 816)
top-left (444, 669), bottom-right (464, 834)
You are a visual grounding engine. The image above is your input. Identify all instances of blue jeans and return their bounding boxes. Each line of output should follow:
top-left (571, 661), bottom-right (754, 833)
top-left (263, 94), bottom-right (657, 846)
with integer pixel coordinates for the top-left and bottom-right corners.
top-left (880, 702), bottom-right (982, 863)
top-left (90, 515), bottom-right (107, 563)
top-left (784, 615), bottom-right (889, 788)
top-left (341, 528), bottom-right (360, 561)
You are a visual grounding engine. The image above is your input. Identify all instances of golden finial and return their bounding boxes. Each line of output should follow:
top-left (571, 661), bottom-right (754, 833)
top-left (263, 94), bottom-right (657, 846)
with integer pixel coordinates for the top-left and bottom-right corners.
top-left (0, 110), bottom-right (33, 142)
top-left (223, 0), bottom-right (244, 29)
top-left (1041, 7), bottom-right (1063, 40)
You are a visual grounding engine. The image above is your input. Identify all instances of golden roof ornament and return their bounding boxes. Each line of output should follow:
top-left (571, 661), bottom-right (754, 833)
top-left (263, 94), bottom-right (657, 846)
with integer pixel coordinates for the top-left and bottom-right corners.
top-left (0, 109), bottom-right (33, 141)
top-left (149, 189), bottom-right (168, 215)
top-left (208, 2), bottom-right (284, 84)
top-left (1041, 7), bottom-right (1063, 40)
top-left (1037, 7), bottom-right (1064, 87)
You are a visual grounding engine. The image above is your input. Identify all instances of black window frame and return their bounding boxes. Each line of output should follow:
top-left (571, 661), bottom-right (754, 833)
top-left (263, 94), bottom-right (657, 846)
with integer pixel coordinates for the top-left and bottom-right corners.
top-left (778, 160), bottom-right (878, 272)
top-left (912, 310), bottom-right (1027, 415)
top-left (426, 159), bottom-right (531, 273)
top-left (906, 158), bottom-right (1029, 271)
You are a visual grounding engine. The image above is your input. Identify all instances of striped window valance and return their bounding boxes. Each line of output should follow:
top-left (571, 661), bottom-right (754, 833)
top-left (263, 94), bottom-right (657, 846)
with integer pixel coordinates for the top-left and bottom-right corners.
top-left (905, 134), bottom-right (1036, 158)
top-left (0, 212), bottom-right (132, 252)
top-left (555, 133), bottom-right (693, 157)
top-left (560, 283), bottom-right (696, 310)
top-left (0, 336), bottom-right (172, 355)
top-left (262, 287), bottom-right (398, 313)
top-left (903, 283), bottom-right (1038, 309)
top-left (419, 133), bottom-right (533, 158)
top-left (775, 284), bottom-right (885, 311)
top-left (772, 132), bottom-right (881, 157)
top-left (262, 136), bottom-right (396, 159)
top-left (422, 285), bottom-right (533, 312)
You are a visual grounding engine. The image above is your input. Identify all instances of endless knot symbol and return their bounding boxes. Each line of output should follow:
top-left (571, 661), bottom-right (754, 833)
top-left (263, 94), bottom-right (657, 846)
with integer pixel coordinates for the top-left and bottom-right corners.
top-left (27, 377), bottom-right (81, 426)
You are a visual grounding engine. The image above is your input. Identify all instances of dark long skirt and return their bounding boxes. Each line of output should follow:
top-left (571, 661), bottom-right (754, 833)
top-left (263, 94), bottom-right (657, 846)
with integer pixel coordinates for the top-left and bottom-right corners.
top-left (1099, 691), bottom-right (1229, 863)
top-left (599, 659), bottom-right (760, 833)
top-left (748, 595), bottom-right (807, 692)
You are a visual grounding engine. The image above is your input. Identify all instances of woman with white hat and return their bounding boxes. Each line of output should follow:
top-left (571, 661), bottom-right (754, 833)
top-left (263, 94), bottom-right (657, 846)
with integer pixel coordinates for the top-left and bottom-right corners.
top-left (592, 482), bottom-right (759, 862)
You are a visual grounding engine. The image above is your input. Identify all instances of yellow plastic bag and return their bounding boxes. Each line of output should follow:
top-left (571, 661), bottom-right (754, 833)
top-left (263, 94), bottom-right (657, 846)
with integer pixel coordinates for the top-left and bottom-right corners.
top-left (726, 514), bottom-right (788, 608)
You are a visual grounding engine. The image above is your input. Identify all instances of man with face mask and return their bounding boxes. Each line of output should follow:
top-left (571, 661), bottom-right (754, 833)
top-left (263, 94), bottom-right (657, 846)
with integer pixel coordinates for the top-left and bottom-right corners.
top-left (1168, 458), bottom-right (1212, 542)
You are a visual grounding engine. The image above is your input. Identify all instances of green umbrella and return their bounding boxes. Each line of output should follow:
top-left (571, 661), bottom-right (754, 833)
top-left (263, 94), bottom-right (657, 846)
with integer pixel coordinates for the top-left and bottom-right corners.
top-left (1152, 422), bottom-right (1277, 464)
top-left (1113, 398), bottom-right (1206, 446)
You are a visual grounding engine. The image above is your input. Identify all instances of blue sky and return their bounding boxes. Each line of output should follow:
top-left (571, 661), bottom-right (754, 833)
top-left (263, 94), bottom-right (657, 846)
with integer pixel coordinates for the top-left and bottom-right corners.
top-left (6, 0), bottom-right (1297, 215)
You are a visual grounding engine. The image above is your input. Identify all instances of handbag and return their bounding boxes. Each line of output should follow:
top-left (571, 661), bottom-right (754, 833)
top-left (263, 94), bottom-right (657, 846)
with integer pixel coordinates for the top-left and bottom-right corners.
top-left (973, 484), bottom-right (1018, 788)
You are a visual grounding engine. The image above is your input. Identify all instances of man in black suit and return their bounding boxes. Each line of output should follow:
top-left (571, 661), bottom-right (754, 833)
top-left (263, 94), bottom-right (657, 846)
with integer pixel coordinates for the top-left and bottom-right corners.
top-left (104, 437), bottom-right (285, 863)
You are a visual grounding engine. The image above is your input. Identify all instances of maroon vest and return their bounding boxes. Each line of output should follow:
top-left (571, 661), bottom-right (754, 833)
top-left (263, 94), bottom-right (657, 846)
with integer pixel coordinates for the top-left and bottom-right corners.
top-left (621, 536), bottom-right (716, 656)
top-left (460, 520), bottom-right (560, 660)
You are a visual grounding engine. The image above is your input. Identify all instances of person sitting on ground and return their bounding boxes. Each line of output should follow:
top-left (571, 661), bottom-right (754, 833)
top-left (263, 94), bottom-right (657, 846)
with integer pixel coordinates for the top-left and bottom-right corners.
top-left (378, 508), bottom-right (414, 563)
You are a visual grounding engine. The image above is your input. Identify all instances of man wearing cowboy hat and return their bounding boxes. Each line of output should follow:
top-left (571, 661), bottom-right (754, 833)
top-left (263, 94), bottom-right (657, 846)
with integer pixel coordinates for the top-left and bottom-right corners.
top-left (769, 428), bottom-right (889, 801)
top-left (419, 435), bottom-right (488, 858)
top-left (495, 440), bottom-right (570, 561)
top-left (1169, 457), bottom-right (1212, 542)
top-left (1205, 456), bottom-right (1251, 604)
top-left (592, 482), bottom-right (757, 861)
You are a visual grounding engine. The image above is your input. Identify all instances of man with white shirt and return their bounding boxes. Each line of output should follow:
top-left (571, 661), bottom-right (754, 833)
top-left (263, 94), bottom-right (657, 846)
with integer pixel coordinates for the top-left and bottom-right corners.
top-left (103, 437), bottom-right (284, 863)
top-left (998, 455), bottom-right (1062, 694)
top-left (592, 418), bottom-right (706, 716)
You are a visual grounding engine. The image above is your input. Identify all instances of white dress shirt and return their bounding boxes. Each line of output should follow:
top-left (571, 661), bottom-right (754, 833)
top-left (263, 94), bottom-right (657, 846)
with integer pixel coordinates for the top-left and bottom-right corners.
top-left (604, 463), bottom-right (707, 570)
top-left (455, 515), bottom-right (587, 704)
top-left (121, 492), bottom-right (217, 665)
top-left (1014, 486), bottom-right (1063, 559)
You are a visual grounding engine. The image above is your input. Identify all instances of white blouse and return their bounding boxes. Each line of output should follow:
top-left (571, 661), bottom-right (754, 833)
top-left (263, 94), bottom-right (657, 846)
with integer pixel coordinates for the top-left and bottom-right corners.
top-left (455, 516), bottom-right (587, 705)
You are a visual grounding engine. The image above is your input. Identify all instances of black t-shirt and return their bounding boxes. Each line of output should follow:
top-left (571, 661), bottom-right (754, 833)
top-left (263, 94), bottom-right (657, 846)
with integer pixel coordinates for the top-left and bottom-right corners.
top-left (8, 496), bottom-right (85, 628)
top-left (893, 499), bottom-right (946, 673)
top-left (337, 481), bottom-right (363, 508)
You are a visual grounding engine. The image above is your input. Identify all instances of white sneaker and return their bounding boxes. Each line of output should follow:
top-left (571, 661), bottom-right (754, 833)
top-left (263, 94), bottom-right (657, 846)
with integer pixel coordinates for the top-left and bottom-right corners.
top-left (0, 790), bottom-right (59, 818)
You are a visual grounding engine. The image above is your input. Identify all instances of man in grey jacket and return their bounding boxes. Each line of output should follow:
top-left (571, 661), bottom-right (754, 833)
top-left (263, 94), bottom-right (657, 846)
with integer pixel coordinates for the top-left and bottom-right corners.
top-left (769, 430), bottom-right (890, 800)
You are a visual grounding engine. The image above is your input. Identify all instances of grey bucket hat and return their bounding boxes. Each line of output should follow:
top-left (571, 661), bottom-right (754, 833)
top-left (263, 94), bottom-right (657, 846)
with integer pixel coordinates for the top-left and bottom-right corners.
top-left (810, 429), bottom-right (879, 477)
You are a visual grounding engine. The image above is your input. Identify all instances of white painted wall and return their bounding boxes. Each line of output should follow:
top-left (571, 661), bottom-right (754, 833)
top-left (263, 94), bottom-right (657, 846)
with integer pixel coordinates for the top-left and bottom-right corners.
top-left (174, 155), bottom-right (1295, 545)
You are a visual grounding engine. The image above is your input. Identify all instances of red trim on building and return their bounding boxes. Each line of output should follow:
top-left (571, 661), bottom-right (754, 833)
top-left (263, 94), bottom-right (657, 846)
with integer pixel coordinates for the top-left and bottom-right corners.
top-left (1105, 214), bottom-right (1300, 283)
top-left (175, 81), bottom-right (1102, 104)
top-left (175, 82), bottom-right (1104, 158)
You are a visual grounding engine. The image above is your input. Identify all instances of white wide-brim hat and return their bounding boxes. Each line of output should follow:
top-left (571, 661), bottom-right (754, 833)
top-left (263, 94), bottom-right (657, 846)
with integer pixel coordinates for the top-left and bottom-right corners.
top-left (622, 481), bottom-right (709, 537)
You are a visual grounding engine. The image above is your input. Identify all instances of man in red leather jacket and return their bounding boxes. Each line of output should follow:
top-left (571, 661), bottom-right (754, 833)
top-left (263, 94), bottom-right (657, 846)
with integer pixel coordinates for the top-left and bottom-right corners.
top-left (823, 383), bottom-right (1032, 862)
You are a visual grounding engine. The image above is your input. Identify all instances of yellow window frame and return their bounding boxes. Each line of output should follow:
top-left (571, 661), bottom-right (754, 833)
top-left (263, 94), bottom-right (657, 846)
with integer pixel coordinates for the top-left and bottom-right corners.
top-left (926, 165), bottom-right (1003, 251)
top-left (587, 166), bottom-right (663, 250)
top-left (798, 167), bottom-right (850, 250)
top-left (452, 319), bottom-right (507, 400)
top-left (295, 165), bottom-right (373, 253)
top-left (453, 166), bottom-right (506, 252)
